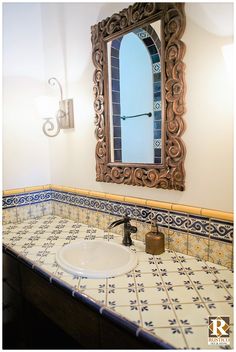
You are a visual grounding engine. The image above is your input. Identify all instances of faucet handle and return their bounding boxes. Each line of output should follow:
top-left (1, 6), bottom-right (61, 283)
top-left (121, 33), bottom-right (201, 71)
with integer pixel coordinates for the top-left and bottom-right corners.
top-left (126, 222), bottom-right (137, 233)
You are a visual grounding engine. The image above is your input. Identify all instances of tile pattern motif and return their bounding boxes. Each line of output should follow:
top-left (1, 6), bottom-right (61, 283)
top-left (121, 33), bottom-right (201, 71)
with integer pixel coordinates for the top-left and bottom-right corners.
top-left (2, 189), bottom-right (234, 269)
top-left (3, 189), bottom-right (51, 209)
top-left (3, 215), bottom-right (234, 350)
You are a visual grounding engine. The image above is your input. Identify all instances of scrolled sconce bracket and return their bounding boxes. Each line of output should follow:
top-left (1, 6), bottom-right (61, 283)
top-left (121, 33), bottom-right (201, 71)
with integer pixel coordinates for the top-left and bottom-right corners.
top-left (42, 116), bottom-right (61, 138)
top-left (40, 77), bottom-right (74, 137)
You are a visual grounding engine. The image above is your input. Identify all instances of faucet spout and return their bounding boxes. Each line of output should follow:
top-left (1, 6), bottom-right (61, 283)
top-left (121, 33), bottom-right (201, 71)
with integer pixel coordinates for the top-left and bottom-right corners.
top-left (108, 218), bottom-right (126, 229)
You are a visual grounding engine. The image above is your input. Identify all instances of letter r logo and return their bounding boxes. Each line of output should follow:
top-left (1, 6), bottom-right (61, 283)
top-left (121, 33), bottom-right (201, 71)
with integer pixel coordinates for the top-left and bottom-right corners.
top-left (209, 316), bottom-right (230, 337)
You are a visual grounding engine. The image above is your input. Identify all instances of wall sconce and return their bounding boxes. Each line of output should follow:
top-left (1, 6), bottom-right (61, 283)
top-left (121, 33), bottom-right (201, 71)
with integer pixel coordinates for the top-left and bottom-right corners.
top-left (36, 77), bottom-right (74, 137)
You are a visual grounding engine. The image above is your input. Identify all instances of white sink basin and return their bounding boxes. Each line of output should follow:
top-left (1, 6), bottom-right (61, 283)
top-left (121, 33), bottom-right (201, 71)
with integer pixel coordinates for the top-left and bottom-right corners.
top-left (56, 240), bottom-right (138, 278)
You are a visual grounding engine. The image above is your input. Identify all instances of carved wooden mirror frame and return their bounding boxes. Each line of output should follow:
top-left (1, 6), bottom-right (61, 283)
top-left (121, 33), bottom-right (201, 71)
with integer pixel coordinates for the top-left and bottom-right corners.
top-left (91, 2), bottom-right (186, 190)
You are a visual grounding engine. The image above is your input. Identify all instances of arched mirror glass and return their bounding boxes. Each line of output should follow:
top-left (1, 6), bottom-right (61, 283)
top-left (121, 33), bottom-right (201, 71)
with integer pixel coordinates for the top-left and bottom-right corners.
top-left (91, 3), bottom-right (186, 190)
top-left (108, 22), bottom-right (162, 164)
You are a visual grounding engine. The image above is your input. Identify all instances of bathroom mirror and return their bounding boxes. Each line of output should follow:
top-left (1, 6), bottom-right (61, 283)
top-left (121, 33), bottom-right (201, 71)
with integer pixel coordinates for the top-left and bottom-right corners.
top-left (91, 2), bottom-right (186, 190)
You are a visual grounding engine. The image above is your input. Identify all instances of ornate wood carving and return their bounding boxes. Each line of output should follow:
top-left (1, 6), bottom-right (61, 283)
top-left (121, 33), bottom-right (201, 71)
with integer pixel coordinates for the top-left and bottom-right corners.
top-left (91, 3), bottom-right (186, 190)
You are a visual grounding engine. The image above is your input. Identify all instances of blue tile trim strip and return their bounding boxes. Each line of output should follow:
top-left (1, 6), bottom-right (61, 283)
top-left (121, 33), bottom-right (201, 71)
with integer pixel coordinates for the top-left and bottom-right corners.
top-left (2, 190), bottom-right (233, 244)
top-left (2, 190), bottom-right (51, 209)
top-left (188, 214), bottom-right (210, 238)
top-left (210, 219), bottom-right (233, 243)
top-left (72, 290), bottom-right (102, 313)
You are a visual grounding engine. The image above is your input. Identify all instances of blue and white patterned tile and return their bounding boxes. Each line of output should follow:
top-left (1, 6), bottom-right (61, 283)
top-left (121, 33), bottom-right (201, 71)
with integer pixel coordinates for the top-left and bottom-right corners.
top-left (137, 287), bottom-right (170, 305)
top-left (151, 209), bottom-right (169, 228)
top-left (152, 62), bottom-right (161, 74)
top-left (168, 285), bottom-right (202, 304)
top-left (188, 215), bottom-right (210, 237)
top-left (213, 269), bottom-right (234, 284)
top-left (2, 214), bottom-right (234, 350)
top-left (176, 252), bottom-right (197, 261)
top-left (196, 284), bottom-right (233, 303)
top-left (59, 274), bottom-right (81, 290)
top-left (11, 190), bottom-right (51, 208)
top-left (161, 271), bottom-right (191, 287)
top-left (153, 139), bottom-right (161, 148)
top-left (79, 278), bottom-right (107, 291)
top-left (134, 260), bottom-right (158, 273)
top-left (39, 251), bottom-right (56, 264)
top-left (186, 270), bottom-right (218, 285)
top-left (181, 258), bottom-right (210, 272)
top-left (157, 259), bottom-right (184, 273)
top-left (107, 287), bottom-right (138, 307)
top-left (174, 302), bottom-right (209, 326)
top-left (210, 219), bottom-right (233, 243)
top-left (131, 205), bottom-right (151, 222)
top-left (134, 273), bottom-right (163, 288)
top-left (152, 327), bottom-right (187, 349)
top-left (2, 222), bottom-right (19, 231)
top-left (154, 249), bottom-right (178, 261)
top-left (135, 30), bottom-right (149, 40)
top-left (140, 304), bottom-right (177, 330)
top-left (21, 247), bottom-right (46, 262)
top-left (169, 212), bottom-right (188, 232)
top-left (111, 305), bottom-right (141, 326)
top-left (2, 195), bottom-right (16, 209)
top-left (110, 201), bottom-right (129, 218)
top-left (107, 273), bottom-right (136, 289)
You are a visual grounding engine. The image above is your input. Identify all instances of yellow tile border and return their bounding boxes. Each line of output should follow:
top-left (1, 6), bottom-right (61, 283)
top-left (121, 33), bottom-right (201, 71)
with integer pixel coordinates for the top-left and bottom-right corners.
top-left (201, 209), bottom-right (233, 222)
top-left (172, 204), bottom-right (202, 215)
top-left (125, 196), bottom-right (146, 206)
top-left (106, 194), bottom-right (125, 202)
top-left (3, 188), bottom-right (25, 196)
top-left (90, 191), bottom-right (107, 200)
top-left (3, 185), bottom-right (51, 196)
top-left (2, 184), bottom-right (233, 222)
top-left (147, 200), bottom-right (172, 210)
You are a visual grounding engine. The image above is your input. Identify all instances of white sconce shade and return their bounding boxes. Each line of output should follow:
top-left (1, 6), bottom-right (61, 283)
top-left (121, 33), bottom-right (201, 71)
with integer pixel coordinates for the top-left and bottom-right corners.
top-left (35, 96), bottom-right (59, 119)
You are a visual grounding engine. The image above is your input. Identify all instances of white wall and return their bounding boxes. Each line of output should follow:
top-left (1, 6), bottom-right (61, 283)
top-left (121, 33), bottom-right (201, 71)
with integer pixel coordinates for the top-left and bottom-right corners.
top-left (3, 3), bottom-right (233, 212)
top-left (3, 3), bottom-right (51, 188)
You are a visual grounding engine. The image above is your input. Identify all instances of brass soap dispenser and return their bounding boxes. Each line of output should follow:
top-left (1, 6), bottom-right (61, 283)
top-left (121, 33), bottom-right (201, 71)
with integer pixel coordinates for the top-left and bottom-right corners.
top-left (145, 221), bottom-right (165, 255)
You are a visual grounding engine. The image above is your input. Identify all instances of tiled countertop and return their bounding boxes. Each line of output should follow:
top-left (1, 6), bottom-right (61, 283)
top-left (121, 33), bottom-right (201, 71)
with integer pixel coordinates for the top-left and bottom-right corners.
top-left (3, 215), bottom-right (234, 349)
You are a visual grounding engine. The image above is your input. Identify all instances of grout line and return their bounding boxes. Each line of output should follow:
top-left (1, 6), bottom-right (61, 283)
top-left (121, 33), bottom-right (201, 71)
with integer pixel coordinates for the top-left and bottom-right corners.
top-left (179, 259), bottom-right (230, 316)
top-left (132, 270), bottom-right (144, 328)
top-left (154, 254), bottom-right (189, 349)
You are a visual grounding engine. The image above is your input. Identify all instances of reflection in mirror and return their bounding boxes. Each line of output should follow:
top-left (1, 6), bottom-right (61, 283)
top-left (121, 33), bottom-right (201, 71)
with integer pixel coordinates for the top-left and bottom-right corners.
top-left (108, 21), bottom-right (162, 164)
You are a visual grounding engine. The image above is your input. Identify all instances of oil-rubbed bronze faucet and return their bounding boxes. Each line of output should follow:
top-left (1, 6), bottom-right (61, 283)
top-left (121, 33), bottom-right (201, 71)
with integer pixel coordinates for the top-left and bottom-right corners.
top-left (108, 214), bottom-right (137, 246)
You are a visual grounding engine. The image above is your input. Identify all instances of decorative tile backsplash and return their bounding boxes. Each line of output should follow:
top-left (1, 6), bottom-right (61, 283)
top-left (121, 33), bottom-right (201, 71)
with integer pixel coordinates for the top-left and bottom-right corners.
top-left (3, 215), bottom-right (234, 349)
top-left (2, 186), bottom-right (234, 269)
